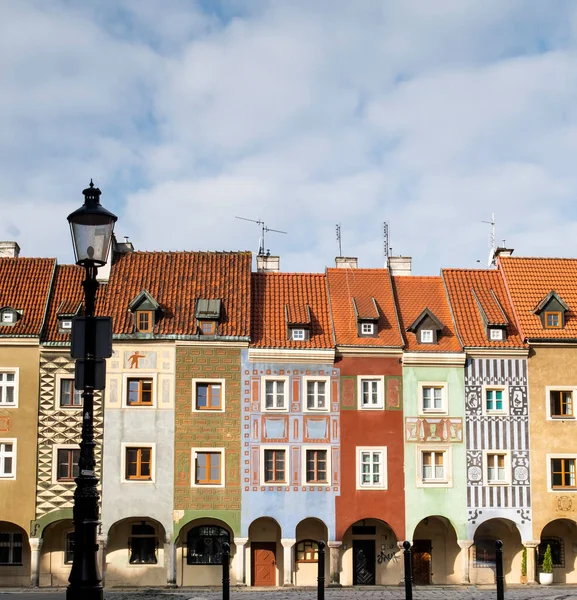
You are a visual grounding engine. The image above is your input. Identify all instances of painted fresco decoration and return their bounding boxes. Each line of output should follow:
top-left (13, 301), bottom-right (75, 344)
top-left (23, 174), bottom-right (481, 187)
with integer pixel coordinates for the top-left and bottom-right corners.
top-left (125, 350), bottom-right (156, 370)
top-left (405, 417), bottom-right (463, 443)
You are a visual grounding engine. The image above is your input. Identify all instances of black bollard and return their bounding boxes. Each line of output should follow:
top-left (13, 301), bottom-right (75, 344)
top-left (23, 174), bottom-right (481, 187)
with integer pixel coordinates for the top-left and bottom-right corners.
top-left (495, 540), bottom-right (504, 600)
top-left (403, 541), bottom-right (413, 600)
top-left (317, 540), bottom-right (326, 600)
top-left (222, 541), bottom-right (230, 600)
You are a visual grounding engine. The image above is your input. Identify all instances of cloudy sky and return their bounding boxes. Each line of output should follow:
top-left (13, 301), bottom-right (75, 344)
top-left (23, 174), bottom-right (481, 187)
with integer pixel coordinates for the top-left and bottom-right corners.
top-left (2, 0), bottom-right (577, 273)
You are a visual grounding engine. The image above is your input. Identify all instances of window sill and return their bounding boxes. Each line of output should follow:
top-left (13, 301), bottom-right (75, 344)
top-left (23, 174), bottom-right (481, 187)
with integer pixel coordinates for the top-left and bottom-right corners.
top-left (360, 405), bottom-right (385, 411)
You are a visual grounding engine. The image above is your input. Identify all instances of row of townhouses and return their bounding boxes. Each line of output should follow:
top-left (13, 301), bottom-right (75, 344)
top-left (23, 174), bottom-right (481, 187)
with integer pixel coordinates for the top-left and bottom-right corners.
top-left (1, 240), bottom-right (577, 588)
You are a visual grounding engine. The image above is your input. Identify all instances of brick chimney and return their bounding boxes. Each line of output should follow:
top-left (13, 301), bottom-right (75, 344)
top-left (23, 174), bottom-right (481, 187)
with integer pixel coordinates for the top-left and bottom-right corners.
top-left (335, 257), bottom-right (358, 269)
top-left (256, 254), bottom-right (280, 272)
top-left (388, 256), bottom-right (412, 276)
top-left (0, 242), bottom-right (20, 258)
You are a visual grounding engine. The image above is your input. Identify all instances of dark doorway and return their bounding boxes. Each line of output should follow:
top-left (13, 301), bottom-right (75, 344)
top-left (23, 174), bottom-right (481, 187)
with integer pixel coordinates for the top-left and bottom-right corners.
top-left (412, 539), bottom-right (432, 584)
top-left (251, 542), bottom-right (277, 586)
top-left (353, 539), bottom-right (376, 585)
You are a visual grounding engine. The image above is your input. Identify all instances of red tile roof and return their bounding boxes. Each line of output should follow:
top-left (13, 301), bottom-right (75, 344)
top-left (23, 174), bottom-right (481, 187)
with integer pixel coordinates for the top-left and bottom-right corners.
top-left (105, 251), bottom-right (251, 337)
top-left (251, 272), bottom-right (333, 349)
top-left (442, 268), bottom-right (525, 348)
top-left (326, 269), bottom-right (403, 348)
top-left (392, 276), bottom-right (462, 353)
top-left (0, 257), bottom-right (55, 338)
top-left (499, 256), bottom-right (577, 340)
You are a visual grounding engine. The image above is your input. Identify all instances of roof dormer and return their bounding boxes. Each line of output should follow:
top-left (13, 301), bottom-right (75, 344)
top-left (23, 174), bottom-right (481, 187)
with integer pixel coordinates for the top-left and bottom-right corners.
top-left (56, 300), bottom-right (82, 334)
top-left (407, 308), bottom-right (444, 345)
top-left (533, 290), bottom-right (569, 330)
top-left (129, 290), bottom-right (161, 333)
top-left (195, 298), bottom-right (222, 336)
top-left (285, 303), bottom-right (312, 341)
top-left (353, 297), bottom-right (379, 338)
top-left (472, 288), bottom-right (509, 342)
top-left (0, 306), bottom-right (20, 326)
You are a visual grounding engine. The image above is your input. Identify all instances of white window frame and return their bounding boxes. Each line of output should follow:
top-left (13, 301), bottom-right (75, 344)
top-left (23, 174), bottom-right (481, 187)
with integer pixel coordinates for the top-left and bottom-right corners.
top-left (483, 451), bottom-right (510, 485)
top-left (481, 385), bottom-right (509, 416)
top-left (416, 444), bottom-right (452, 488)
top-left (546, 386), bottom-right (576, 420)
top-left (261, 376), bottom-right (289, 412)
top-left (0, 369), bottom-right (18, 408)
top-left (547, 453), bottom-right (577, 492)
top-left (418, 382), bottom-right (448, 415)
top-left (191, 447), bottom-right (225, 488)
top-left (1, 312), bottom-right (14, 324)
top-left (54, 373), bottom-right (83, 409)
top-left (302, 376), bottom-right (330, 412)
top-left (52, 444), bottom-right (80, 484)
top-left (291, 328), bottom-right (306, 341)
top-left (121, 442), bottom-right (156, 483)
top-left (191, 378), bottom-right (226, 413)
top-left (356, 446), bottom-right (387, 490)
top-left (361, 322), bottom-right (374, 335)
top-left (357, 376), bottom-right (385, 410)
top-left (0, 438), bottom-right (16, 479)
top-left (60, 319), bottom-right (73, 330)
top-left (122, 373), bottom-right (157, 408)
top-left (260, 445), bottom-right (290, 486)
top-left (302, 446), bottom-right (331, 486)
top-left (489, 328), bottom-right (503, 341)
top-left (420, 329), bottom-right (434, 343)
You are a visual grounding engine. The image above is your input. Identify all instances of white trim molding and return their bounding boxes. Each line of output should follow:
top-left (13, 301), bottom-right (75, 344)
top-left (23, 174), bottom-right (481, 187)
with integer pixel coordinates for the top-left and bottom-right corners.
top-left (0, 438), bottom-right (17, 479)
top-left (481, 384), bottom-right (509, 417)
top-left (191, 378), bottom-right (226, 413)
top-left (261, 376), bottom-right (290, 412)
top-left (51, 444), bottom-right (80, 484)
top-left (301, 445), bottom-right (332, 486)
top-left (190, 447), bottom-right (226, 488)
top-left (122, 372), bottom-right (158, 408)
top-left (403, 353), bottom-right (466, 367)
top-left (357, 375), bottom-right (385, 410)
top-left (418, 382), bottom-right (448, 416)
top-left (483, 450), bottom-right (511, 486)
top-left (336, 346), bottom-right (403, 357)
top-left (416, 444), bottom-right (453, 488)
top-left (547, 453), bottom-right (577, 493)
top-left (302, 375), bottom-right (331, 412)
top-left (120, 442), bottom-right (156, 484)
top-left (466, 349), bottom-right (529, 358)
top-left (249, 348), bottom-right (335, 364)
top-left (260, 445), bottom-right (290, 486)
top-left (0, 368), bottom-right (19, 409)
top-left (356, 446), bottom-right (388, 490)
top-left (545, 386), bottom-right (577, 421)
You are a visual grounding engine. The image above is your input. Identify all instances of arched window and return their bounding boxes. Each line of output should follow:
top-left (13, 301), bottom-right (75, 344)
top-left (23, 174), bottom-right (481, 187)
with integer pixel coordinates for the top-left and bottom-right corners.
top-left (129, 522), bottom-right (158, 564)
top-left (296, 539), bottom-right (318, 563)
top-left (187, 526), bottom-right (230, 565)
top-left (539, 537), bottom-right (564, 568)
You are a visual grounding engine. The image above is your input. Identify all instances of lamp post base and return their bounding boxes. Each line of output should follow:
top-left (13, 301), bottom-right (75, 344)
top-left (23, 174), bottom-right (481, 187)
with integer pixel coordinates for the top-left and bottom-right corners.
top-left (66, 584), bottom-right (103, 600)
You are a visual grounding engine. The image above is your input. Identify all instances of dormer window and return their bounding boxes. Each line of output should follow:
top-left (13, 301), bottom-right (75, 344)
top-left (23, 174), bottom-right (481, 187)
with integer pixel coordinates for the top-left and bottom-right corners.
top-left (407, 308), bottom-right (444, 345)
top-left (420, 329), bottom-right (433, 343)
top-left (291, 328), bottom-right (306, 341)
top-left (352, 297), bottom-right (379, 338)
top-left (361, 323), bottom-right (374, 335)
top-left (545, 312), bottom-right (562, 329)
top-left (0, 308), bottom-right (19, 326)
top-left (60, 319), bottom-right (72, 331)
top-left (129, 290), bottom-right (161, 334)
top-left (195, 299), bottom-right (222, 336)
top-left (2, 313), bottom-right (14, 324)
top-left (200, 321), bottom-right (216, 335)
top-left (136, 311), bottom-right (153, 333)
top-left (534, 291), bottom-right (568, 331)
top-left (285, 304), bottom-right (312, 342)
top-left (489, 328), bottom-right (503, 341)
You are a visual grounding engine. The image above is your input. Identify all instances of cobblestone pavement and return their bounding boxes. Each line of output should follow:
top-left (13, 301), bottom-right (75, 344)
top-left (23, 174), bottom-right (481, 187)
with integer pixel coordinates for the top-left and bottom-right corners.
top-left (3, 587), bottom-right (577, 600)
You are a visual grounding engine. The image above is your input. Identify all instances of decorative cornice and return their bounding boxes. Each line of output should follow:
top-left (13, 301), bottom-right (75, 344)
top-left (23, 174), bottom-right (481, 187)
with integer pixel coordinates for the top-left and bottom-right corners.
top-left (336, 346), bottom-right (403, 356)
top-left (402, 352), bottom-right (466, 367)
top-left (249, 348), bottom-right (335, 364)
top-left (466, 348), bottom-right (529, 358)
top-left (0, 338), bottom-right (39, 347)
top-left (176, 340), bottom-right (249, 348)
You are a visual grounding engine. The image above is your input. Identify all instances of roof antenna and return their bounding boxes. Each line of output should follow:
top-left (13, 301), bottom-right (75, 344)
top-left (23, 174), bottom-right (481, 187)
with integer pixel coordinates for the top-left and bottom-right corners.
top-left (336, 224), bottom-right (343, 257)
top-left (477, 213), bottom-right (496, 267)
top-left (236, 216), bottom-right (287, 256)
top-left (383, 221), bottom-right (390, 262)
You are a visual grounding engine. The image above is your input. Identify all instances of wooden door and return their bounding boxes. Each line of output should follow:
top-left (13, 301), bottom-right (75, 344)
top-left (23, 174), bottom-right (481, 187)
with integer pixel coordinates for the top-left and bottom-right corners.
top-left (353, 540), bottom-right (376, 585)
top-left (412, 539), bottom-right (432, 585)
top-left (252, 542), bottom-right (277, 586)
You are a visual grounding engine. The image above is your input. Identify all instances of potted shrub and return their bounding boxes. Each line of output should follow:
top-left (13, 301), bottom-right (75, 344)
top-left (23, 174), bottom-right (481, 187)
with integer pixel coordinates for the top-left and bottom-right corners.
top-left (539, 544), bottom-right (553, 585)
top-left (520, 548), bottom-right (527, 584)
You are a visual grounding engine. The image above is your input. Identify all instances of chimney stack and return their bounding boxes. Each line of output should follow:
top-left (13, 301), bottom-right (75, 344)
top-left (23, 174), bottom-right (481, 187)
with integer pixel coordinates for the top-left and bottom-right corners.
top-left (0, 242), bottom-right (20, 258)
top-left (256, 254), bottom-right (280, 272)
top-left (335, 257), bottom-right (358, 269)
top-left (388, 256), bottom-right (412, 276)
top-left (494, 247), bottom-right (514, 259)
top-left (97, 234), bottom-right (135, 283)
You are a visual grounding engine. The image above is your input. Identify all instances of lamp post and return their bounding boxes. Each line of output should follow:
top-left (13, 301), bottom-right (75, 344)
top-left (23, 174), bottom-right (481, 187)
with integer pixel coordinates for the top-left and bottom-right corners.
top-left (67, 181), bottom-right (117, 600)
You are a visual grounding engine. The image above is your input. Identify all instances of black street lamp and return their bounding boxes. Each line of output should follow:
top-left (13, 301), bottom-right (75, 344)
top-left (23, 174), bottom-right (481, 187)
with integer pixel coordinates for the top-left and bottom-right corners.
top-left (67, 181), bottom-right (117, 600)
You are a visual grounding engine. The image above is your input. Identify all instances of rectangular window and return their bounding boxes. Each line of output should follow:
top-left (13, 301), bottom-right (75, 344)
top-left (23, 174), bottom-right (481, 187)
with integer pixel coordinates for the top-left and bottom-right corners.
top-left (306, 380), bottom-right (327, 410)
top-left (2, 313), bottom-right (14, 324)
top-left (359, 378), bottom-right (383, 409)
top-left (196, 382), bottom-right (222, 410)
top-left (551, 458), bottom-right (576, 489)
top-left (0, 532), bottom-right (22, 565)
top-left (545, 312), bottom-right (562, 328)
top-left (0, 441), bottom-right (15, 478)
top-left (127, 378), bottom-right (153, 406)
top-left (0, 371), bottom-right (16, 407)
top-left (361, 323), bottom-right (374, 335)
top-left (487, 453), bottom-right (507, 483)
top-left (550, 390), bottom-right (574, 418)
top-left (56, 448), bottom-right (80, 482)
top-left (125, 447), bottom-right (152, 481)
top-left (292, 328), bottom-right (305, 340)
top-left (422, 451), bottom-right (445, 481)
top-left (136, 311), bottom-right (153, 332)
top-left (60, 379), bottom-right (83, 407)
top-left (264, 449), bottom-right (286, 483)
top-left (200, 321), bottom-right (215, 334)
top-left (195, 452), bottom-right (222, 485)
top-left (359, 449), bottom-right (386, 488)
top-left (420, 329), bottom-right (433, 343)
top-left (305, 449), bottom-right (327, 483)
top-left (65, 532), bottom-right (75, 564)
top-left (129, 523), bottom-right (157, 564)
top-left (422, 386), bottom-right (443, 411)
top-left (60, 319), bottom-right (72, 330)
top-left (489, 328), bottom-right (503, 340)
top-left (265, 380), bottom-right (285, 410)
top-left (486, 389), bottom-right (504, 412)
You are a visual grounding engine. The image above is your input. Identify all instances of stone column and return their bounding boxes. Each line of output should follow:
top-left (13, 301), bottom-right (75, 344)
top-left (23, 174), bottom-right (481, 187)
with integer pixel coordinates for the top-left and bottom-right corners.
top-left (280, 538), bottom-right (296, 586)
top-left (327, 541), bottom-right (342, 586)
top-left (233, 537), bottom-right (248, 585)
top-left (97, 534), bottom-right (108, 586)
top-left (29, 537), bottom-right (43, 587)
top-left (165, 534), bottom-right (177, 587)
top-left (524, 541), bottom-right (540, 584)
top-left (457, 540), bottom-right (474, 584)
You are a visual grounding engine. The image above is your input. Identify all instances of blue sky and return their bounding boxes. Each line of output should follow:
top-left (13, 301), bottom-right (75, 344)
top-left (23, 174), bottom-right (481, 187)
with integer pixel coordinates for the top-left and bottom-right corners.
top-left (2, 0), bottom-right (577, 273)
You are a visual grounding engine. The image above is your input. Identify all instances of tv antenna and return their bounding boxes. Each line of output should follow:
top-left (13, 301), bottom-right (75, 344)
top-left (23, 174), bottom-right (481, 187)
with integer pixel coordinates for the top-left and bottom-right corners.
top-left (383, 221), bottom-right (390, 261)
top-left (336, 224), bottom-right (343, 257)
top-left (477, 213), bottom-right (496, 267)
top-left (236, 216), bottom-right (287, 256)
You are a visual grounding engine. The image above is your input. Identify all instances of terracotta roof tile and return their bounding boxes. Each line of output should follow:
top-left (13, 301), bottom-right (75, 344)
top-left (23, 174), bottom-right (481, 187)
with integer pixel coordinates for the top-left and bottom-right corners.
top-left (499, 257), bottom-right (577, 340)
top-left (0, 257), bottom-right (55, 337)
top-left (326, 269), bottom-right (403, 348)
top-left (251, 272), bottom-right (333, 349)
top-left (392, 276), bottom-right (462, 353)
top-left (471, 287), bottom-right (508, 326)
top-left (285, 303), bottom-right (311, 326)
top-left (105, 251), bottom-right (251, 337)
top-left (353, 296), bottom-right (379, 320)
top-left (442, 269), bottom-right (525, 348)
